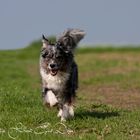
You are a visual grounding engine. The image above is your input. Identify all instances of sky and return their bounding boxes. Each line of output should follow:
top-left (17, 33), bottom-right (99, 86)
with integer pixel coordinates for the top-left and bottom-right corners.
top-left (0, 0), bottom-right (140, 49)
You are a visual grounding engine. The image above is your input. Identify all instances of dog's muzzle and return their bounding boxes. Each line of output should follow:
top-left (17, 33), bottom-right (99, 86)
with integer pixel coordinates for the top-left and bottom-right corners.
top-left (49, 63), bottom-right (58, 76)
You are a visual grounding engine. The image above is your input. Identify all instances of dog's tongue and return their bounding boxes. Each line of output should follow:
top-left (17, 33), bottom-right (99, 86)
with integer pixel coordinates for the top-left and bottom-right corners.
top-left (50, 69), bottom-right (58, 76)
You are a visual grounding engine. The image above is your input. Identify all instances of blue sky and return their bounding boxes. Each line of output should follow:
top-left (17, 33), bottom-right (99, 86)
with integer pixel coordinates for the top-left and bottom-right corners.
top-left (0, 0), bottom-right (140, 49)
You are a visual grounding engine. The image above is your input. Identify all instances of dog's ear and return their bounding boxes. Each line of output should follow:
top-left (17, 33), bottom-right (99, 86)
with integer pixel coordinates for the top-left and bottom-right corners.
top-left (42, 34), bottom-right (49, 48)
top-left (57, 29), bottom-right (85, 52)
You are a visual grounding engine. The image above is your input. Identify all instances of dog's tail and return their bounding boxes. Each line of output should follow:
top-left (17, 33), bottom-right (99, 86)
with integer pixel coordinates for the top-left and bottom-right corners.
top-left (57, 28), bottom-right (85, 52)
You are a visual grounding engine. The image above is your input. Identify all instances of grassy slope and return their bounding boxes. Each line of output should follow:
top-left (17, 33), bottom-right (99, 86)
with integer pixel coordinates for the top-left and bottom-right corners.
top-left (0, 42), bottom-right (140, 140)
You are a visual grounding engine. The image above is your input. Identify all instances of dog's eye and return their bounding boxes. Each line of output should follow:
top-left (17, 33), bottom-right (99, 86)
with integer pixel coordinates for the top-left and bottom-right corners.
top-left (42, 51), bottom-right (49, 58)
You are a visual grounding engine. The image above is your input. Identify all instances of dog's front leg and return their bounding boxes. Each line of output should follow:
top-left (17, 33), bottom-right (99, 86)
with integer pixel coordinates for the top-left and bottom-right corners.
top-left (45, 90), bottom-right (58, 107)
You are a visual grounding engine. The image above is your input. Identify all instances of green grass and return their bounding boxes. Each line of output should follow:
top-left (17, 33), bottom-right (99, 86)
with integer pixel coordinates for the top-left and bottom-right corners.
top-left (1, 42), bottom-right (140, 140)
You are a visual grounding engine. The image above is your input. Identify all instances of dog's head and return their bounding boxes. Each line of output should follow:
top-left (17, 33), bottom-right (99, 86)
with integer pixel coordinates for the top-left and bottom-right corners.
top-left (41, 29), bottom-right (85, 76)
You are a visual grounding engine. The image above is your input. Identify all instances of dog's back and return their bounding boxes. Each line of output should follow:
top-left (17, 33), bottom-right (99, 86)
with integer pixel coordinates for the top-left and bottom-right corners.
top-left (40, 29), bottom-right (85, 121)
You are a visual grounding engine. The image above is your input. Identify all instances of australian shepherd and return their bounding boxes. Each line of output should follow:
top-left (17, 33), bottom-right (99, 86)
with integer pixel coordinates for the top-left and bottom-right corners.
top-left (40, 29), bottom-right (85, 121)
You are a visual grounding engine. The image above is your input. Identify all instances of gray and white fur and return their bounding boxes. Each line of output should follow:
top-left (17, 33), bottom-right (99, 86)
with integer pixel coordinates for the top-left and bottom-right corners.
top-left (40, 29), bottom-right (85, 121)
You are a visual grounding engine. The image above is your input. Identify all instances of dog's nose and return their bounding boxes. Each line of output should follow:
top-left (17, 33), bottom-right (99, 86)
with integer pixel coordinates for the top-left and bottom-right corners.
top-left (50, 63), bottom-right (56, 69)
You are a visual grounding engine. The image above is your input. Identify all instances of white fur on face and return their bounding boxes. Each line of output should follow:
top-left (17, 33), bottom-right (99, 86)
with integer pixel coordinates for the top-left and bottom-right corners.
top-left (44, 90), bottom-right (58, 107)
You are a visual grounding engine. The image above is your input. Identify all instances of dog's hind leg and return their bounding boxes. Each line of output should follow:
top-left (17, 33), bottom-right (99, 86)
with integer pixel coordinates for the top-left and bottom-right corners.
top-left (61, 104), bottom-right (74, 121)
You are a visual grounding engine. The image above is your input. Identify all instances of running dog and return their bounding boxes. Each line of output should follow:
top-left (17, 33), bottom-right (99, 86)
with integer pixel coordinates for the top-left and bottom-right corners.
top-left (40, 29), bottom-right (85, 121)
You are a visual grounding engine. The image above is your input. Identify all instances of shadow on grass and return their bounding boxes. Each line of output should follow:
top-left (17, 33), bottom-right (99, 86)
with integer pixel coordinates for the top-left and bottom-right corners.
top-left (75, 110), bottom-right (119, 119)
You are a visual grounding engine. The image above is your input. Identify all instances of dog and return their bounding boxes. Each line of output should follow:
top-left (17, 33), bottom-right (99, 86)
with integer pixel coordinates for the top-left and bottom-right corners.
top-left (40, 29), bottom-right (85, 121)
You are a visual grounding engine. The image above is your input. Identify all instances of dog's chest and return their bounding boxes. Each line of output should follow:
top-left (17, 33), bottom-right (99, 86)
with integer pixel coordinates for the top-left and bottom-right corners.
top-left (41, 69), bottom-right (69, 91)
top-left (46, 74), bottom-right (65, 90)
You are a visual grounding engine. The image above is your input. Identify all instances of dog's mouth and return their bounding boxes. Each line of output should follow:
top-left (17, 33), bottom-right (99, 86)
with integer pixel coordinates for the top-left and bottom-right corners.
top-left (50, 69), bottom-right (58, 76)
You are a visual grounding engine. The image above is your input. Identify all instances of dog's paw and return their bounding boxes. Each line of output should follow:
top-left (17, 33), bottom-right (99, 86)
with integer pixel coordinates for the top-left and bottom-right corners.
top-left (61, 117), bottom-right (66, 122)
top-left (57, 109), bottom-right (62, 118)
top-left (68, 106), bottom-right (74, 117)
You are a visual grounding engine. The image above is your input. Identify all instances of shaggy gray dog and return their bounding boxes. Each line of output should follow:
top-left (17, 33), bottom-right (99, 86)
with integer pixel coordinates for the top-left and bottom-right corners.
top-left (40, 29), bottom-right (85, 121)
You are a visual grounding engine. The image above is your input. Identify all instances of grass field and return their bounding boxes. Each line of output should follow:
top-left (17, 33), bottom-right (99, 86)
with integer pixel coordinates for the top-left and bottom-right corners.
top-left (1, 41), bottom-right (140, 140)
